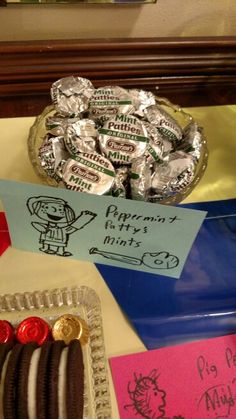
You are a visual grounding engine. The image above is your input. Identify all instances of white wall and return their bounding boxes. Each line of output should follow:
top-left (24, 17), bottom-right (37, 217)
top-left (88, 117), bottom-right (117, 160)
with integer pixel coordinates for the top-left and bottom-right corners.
top-left (0, 0), bottom-right (235, 41)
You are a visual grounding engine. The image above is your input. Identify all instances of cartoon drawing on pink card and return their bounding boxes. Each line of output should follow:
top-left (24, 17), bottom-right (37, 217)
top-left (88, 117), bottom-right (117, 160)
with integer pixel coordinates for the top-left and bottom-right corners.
top-left (124, 369), bottom-right (167, 418)
top-left (124, 369), bottom-right (185, 418)
top-left (27, 196), bottom-right (97, 257)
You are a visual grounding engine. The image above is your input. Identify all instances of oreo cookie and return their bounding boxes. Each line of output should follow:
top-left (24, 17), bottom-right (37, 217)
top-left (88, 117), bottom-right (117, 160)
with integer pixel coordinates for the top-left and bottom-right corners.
top-left (17, 342), bottom-right (38, 419)
top-left (66, 340), bottom-right (84, 419)
top-left (0, 339), bottom-right (85, 419)
top-left (0, 343), bottom-right (13, 379)
top-left (0, 343), bottom-right (13, 419)
top-left (3, 343), bottom-right (24, 419)
top-left (28, 346), bottom-right (42, 419)
top-left (36, 341), bottom-right (53, 419)
top-left (48, 340), bottom-right (65, 419)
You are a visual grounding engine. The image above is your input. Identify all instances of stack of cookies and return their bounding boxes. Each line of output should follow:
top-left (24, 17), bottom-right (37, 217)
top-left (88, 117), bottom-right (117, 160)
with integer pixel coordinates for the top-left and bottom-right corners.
top-left (0, 340), bottom-right (84, 419)
top-left (0, 314), bottom-right (89, 419)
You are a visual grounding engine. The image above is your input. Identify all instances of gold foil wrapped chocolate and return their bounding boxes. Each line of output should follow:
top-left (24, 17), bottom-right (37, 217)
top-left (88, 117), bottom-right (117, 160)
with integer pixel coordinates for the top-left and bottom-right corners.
top-left (52, 314), bottom-right (89, 345)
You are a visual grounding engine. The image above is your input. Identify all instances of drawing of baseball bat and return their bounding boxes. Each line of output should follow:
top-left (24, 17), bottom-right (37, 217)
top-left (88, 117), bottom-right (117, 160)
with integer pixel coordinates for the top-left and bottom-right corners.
top-left (89, 247), bottom-right (142, 266)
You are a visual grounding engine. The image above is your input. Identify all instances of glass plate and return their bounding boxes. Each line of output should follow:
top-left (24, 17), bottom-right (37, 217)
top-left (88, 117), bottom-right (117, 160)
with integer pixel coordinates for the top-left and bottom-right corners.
top-left (0, 286), bottom-right (112, 419)
top-left (27, 96), bottom-right (209, 205)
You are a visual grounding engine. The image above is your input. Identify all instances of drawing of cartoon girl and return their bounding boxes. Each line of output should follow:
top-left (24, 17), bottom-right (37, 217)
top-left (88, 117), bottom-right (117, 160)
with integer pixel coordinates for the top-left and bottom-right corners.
top-left (27, 196), bottom-right (96, 257)
top-left (125, 369), bottom-right (167, 419)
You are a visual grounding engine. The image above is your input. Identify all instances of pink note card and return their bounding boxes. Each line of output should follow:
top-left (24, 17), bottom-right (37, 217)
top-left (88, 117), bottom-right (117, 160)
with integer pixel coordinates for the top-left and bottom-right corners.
top-left (110, 333), bottom-right (236, 419)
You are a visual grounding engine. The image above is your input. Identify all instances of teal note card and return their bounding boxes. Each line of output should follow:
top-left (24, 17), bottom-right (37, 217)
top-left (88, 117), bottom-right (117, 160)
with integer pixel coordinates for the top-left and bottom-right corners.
top-left (0, 179), bottom-right (207, 279)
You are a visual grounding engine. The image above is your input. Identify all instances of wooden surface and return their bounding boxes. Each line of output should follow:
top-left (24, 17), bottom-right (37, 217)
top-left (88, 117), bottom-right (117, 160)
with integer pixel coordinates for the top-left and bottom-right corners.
top-left (0, 37), bottom-right (236, 117)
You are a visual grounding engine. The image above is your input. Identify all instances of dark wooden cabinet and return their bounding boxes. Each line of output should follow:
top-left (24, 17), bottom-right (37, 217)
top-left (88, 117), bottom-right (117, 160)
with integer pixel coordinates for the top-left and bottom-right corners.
top-left (0, 37), bottom-right (235, 117)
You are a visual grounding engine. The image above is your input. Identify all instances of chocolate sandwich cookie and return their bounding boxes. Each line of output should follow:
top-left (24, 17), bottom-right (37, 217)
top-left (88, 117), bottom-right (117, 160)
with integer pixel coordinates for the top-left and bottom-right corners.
top-left (0, 343), bottom-right (13, 419)
top-left (66, 340), bottom-right (84, 419)
top-left (17, 342), bottom-right (38, 419)
top-left (36, 341), bottom-right (53, 419)
top-left (3, 343), bottom-right (24, 419)
top-left (48, 340), bottom-right (65, 419)
top-left (0, 343), bottom-right (14, 379)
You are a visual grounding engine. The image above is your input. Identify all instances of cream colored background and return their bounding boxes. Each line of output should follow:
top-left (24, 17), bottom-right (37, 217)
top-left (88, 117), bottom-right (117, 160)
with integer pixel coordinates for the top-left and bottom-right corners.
top-left (0, 0), bottom-right (235, 42)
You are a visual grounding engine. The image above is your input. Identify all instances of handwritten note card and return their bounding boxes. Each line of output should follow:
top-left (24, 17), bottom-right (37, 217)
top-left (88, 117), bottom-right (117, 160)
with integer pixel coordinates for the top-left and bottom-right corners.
top-left (0, 179), bottom-right (206, 278)
top-left (110, 333), bottom-right (236, 419)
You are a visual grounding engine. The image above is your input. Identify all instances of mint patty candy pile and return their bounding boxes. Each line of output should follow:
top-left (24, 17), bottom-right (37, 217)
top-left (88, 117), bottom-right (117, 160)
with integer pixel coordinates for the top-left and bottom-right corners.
top-left (37, 75), bottom-right (204, 202)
